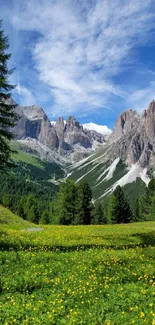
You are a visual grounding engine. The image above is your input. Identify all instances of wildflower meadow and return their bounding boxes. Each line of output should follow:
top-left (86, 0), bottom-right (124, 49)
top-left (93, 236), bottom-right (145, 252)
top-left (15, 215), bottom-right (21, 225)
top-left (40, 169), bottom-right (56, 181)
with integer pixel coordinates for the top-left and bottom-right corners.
top-left (0, 222), bottom-right (155, 324)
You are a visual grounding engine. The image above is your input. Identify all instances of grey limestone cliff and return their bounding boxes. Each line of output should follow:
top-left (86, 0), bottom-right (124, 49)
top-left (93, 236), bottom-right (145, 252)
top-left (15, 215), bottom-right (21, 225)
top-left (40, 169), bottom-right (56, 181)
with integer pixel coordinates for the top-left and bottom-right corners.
top-left (109, 100), bottom-right (155, 168)
top-left (12, 102), bottom-right (105, 160)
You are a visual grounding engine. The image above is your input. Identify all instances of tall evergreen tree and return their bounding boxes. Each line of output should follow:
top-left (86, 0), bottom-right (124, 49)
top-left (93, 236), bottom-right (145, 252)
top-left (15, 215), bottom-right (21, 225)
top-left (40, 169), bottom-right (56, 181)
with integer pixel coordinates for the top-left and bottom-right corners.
top-left (108, 186), bottom-right (132, 224)
top-left (148, 179), bottom-right (155, 196)
top-left (0, 20), bottom-right (18, 167)
top-left (54, 179), bottom-right (78, 225)
top-left (139, 179), bottom-right (155, 221)
top-left (93, 202), bottom-right (106, 224)
top-left (138, 190), bottom-right (151, 220)
top-left (107, 194), bottom-right (118, 224)
top-left (76, 181), bottom-right (92, 224)
top-left (113, 186), bottom-right (132, 223)
top-left (133, 198), bottom-right (140, 222)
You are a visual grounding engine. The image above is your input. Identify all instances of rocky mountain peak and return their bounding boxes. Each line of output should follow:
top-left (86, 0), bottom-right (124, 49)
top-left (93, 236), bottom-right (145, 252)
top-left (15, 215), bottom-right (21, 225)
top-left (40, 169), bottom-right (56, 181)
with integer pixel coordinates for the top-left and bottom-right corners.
top-left (11, 100), bottom-right (106, 161)
top-left (147, 100), bottom-right (155, 114)
top-left (55, 117), bottom-right (65, 128)
top-left (65, 116), bottom-right (83, 132)
top-left (21, 105), bottom-right (46, 120)
top-left (109, 109), bottom-right (140, 142)
top-left (141, 99), bottom-right (155, 141)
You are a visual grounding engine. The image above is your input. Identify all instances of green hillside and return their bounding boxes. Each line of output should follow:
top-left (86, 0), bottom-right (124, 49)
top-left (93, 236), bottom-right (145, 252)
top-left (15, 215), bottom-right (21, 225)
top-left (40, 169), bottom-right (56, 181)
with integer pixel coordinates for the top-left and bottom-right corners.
top-left (11, 142), bottom-right (43, 168)
top-left (0, 205), bottom-right (33, 226)
top-left (68, 144), bottom-right (147, 205)
top-left (10, 141), bottom-right (65, 181)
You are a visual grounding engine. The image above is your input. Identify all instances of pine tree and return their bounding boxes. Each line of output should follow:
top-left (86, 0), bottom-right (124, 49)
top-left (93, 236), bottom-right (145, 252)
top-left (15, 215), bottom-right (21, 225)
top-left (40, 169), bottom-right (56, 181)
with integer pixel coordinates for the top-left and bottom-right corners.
top-left (138, 189), bottom-right (151, 220)
top-left (40, 209), bottom-right (49, 224)
top-left (133, 198), bottom-right (140, 222)
top-left (148, 196), bottom-right (155, 221)
top-left (107, 194), bottom-right (118, 224)
top-left (0, 20), bottom-right (18, 167)
top-left (113, 186), bottom-right (132, 223)
top-left (108, 186), bottom-right (132, 224)
top-left (54, 179), bottom-right (78, 225)
top-left (76, 181), bottom-right (92, 224)
top-left (139, 179), bottom-right (155, 221)
top-left (148, 179), bottom-right (155, 196)
top-left (93, 202), bottom-right (106, 224)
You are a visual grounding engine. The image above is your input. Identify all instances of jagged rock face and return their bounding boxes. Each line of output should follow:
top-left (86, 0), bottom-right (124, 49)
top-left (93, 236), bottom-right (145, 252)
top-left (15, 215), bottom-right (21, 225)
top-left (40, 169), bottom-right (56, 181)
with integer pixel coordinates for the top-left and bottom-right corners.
top-left (63, 116), bottom-right (91, 148)
top-left (55, 117), bottom-right (65, 141)
top-left (13, 105), bottom-right (59, 149)
top-left (142, 101), bottom-right (155, 142)
top-left (65, 116), bottom-right (83, 132)
top-left (108, 100), bottom-right (155, 168)
top-left (38, 118), bottom-right (59, 149)
top-left (84, 129), bottom-right (104, 144)
top-left (109, 109), bottom-right (140, 142)
top-left (12, 103), bottom-right (105, 159)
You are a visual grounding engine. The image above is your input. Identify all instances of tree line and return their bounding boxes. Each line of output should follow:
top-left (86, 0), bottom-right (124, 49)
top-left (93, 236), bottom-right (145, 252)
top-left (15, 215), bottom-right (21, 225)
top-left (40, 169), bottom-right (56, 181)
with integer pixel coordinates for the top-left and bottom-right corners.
top-left (1, 169), bottom-right (154, 225)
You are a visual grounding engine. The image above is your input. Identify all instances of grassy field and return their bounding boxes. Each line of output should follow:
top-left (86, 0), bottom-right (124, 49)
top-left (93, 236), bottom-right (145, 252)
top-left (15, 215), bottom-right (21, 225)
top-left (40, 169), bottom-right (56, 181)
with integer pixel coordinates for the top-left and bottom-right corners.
top-left (0, 209), bottom-right (155, 324)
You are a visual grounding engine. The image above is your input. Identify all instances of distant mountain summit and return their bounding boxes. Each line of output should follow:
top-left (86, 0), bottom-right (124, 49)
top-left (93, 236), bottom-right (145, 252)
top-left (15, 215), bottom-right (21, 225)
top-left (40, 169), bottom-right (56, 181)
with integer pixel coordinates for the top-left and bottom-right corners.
top-left (109, 100), bottom-right (155, 168)
top-left (12, 101), bottom-right (106, 162)
top-left (68, 100), bottom-right (155, 203)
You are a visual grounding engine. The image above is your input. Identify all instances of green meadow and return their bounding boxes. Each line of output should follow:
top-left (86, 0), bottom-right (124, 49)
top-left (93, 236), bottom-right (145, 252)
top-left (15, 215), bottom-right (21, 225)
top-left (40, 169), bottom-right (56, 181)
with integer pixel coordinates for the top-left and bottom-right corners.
top-left (0, 207), bottom-right (155, 325)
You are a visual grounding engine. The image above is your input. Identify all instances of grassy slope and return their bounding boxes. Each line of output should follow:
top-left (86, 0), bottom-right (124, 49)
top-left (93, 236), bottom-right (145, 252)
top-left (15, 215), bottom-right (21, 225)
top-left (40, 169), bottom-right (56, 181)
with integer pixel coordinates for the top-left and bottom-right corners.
top-left (1, 220), bottom-right (155, 250)
top-left (0, 205), bottom-right (34, 227)
top-left (69, 143), bottom-right (147, 204)
top-left (9, 141), bottom-right (65, 181)
top-left (69, 154), bottom-right (129, 201)
top-left (11, 142), bottom-right (43, 168)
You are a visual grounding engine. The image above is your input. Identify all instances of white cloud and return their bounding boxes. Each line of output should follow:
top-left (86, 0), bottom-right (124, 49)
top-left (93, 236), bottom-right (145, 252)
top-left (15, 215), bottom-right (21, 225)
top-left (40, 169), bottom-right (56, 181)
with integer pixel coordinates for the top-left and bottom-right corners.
top-left (51, 120), bottom-right (112, 135)
top-left (83, 122), bottom-right (112, 135)
top-left (16, 86), bottom-right (37, 106)
top-left (4, 0), bottom-right (155, 116)
top-left (130, 81), bottom-right (155, 112)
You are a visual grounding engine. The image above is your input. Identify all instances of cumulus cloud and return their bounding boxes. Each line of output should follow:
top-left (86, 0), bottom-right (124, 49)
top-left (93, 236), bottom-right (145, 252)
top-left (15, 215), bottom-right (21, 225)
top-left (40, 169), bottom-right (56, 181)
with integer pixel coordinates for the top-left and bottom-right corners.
top-left (83, 122), bottom-right (112, 135)
top-left (4, 0), bottom-right (155, 116)
top-left (51, 119), bottom-right (111, 135)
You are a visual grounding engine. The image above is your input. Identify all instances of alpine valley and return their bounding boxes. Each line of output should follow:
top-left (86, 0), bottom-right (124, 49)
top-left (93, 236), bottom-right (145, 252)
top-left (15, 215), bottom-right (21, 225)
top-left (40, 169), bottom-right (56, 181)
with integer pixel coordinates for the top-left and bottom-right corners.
top-left (7, 98), bottom-right (155, 206)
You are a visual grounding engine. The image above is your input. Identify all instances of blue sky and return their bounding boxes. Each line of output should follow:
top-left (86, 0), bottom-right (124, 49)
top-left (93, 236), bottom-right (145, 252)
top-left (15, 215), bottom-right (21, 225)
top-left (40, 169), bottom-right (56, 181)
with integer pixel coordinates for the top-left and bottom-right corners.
top-left (1, 0), bottom-right (155, 132)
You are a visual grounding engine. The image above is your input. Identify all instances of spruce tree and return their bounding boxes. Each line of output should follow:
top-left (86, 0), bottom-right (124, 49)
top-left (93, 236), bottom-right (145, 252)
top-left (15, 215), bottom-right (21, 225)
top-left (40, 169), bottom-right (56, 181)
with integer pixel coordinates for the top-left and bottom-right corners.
top-left (138, 189), bottom-right (151, 220)
top-left (107, 194), bottom-right (118, 224)
top-left (76, 181), bottom-right (92, 224)
top-left (139, 179), bottom-right (155, 221)
top-left (113, 186), bottom-right (132, 223)
top-left (133, 198), bottom-right (140, 222)
top-left (148, 179), bottom-right (155, 196)
top-left (93, 202), bottom-right (106, 224)
top-left (0, 20), bottom-right (18, 167)
top-left (108, 186), bottom-right (132, 224)
top-left (54, 179), bottom-right (78, 225)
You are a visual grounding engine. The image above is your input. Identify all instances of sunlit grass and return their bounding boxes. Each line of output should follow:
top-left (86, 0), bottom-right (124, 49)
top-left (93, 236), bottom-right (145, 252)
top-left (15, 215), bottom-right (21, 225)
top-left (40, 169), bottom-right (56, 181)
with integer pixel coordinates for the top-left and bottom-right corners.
top-left (0, 220), bottom-right (155, 324)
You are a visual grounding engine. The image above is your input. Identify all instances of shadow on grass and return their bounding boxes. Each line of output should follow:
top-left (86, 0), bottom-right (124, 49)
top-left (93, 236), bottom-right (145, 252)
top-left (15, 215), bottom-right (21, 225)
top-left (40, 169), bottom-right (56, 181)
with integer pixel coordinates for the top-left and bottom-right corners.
top-left (0, 232), bottom-right (155, 252)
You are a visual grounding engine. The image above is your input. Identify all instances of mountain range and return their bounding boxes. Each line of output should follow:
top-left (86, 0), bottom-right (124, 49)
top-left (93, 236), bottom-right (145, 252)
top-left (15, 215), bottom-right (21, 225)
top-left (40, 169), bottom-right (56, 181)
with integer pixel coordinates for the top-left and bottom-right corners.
top-left (9, 98), bottom-right (155, 204)
top-left (11, 100), bottom-right (105, 164)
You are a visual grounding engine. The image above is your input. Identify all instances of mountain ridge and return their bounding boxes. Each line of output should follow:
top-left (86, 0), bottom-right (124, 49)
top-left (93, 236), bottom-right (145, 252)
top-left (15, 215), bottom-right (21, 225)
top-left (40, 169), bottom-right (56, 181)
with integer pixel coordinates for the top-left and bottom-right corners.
top-left (9, 98), bottom-right (155, 203)
top-left (67, 100), bottom-right (155, 203)
top-left (11, 101), bottom-right (106, 163)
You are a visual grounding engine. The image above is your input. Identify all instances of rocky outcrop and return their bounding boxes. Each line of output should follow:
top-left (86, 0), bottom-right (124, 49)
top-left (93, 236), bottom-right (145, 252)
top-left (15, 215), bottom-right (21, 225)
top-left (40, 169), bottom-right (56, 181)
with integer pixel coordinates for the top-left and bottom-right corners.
top-left (109, 100), bottom-right (155, 168)
top-left (109, 109), bottom-right (140, 142)
top-left (12, 102), bottom-right (105, 160)
top-left (13, 105), bottom-right (59, 149)
top-left (64, 117), bottom-right (91, 148)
